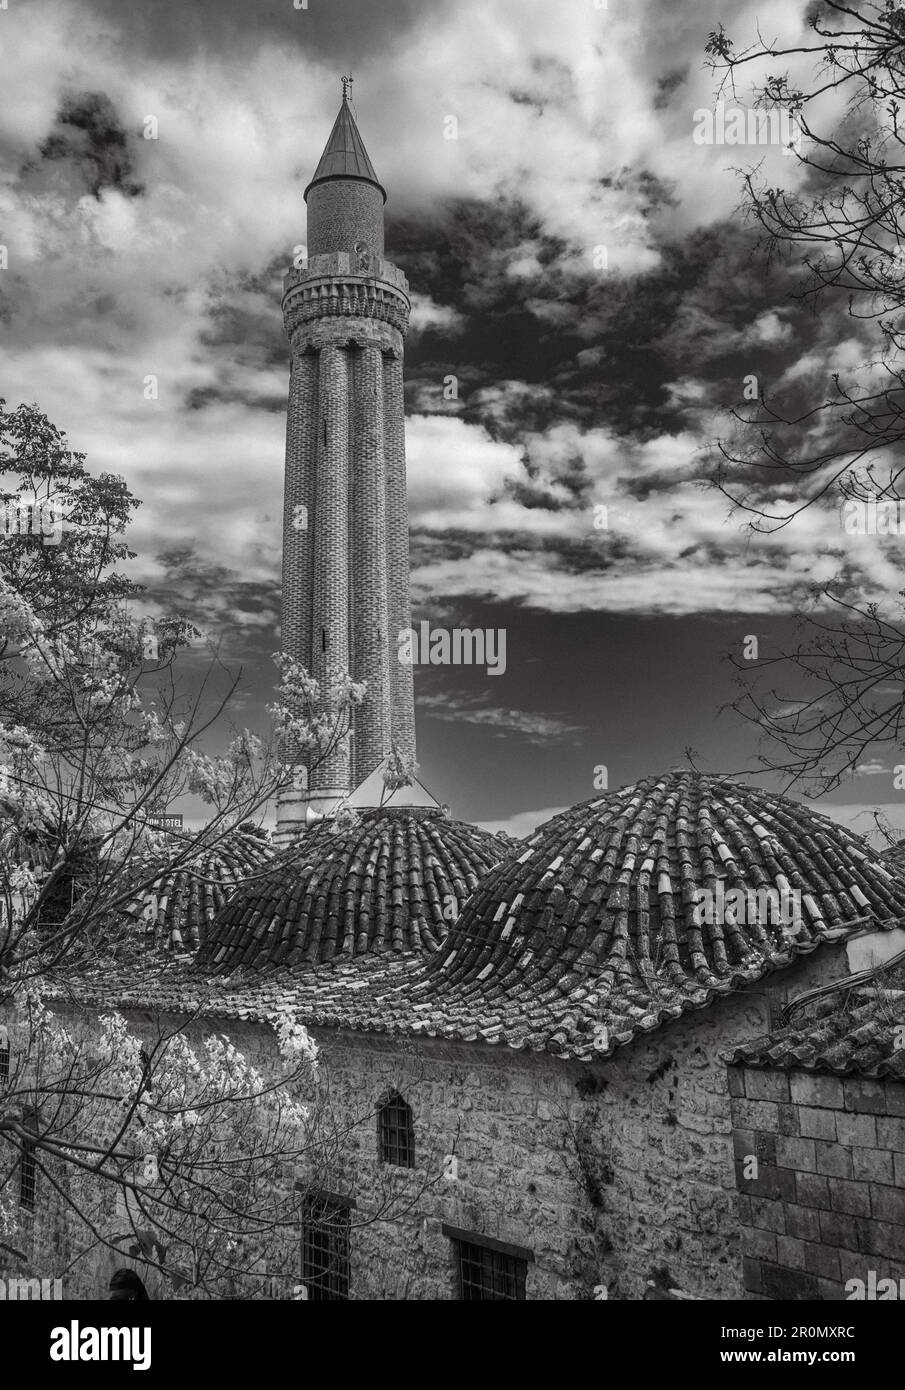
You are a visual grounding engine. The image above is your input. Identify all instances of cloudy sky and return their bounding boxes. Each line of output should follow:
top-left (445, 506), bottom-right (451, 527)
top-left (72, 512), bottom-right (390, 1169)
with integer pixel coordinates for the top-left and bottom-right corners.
top-left (2, 0), bottom-right (904, 838)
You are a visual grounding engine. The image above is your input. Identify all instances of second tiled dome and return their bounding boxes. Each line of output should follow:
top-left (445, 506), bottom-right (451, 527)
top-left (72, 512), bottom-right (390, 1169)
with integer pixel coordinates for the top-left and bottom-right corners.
top-left (198, 807), bottom-right (512, 973)
top-left (123, 822), bottom-right (275, 953)
top-left (415, 772), bottom-right (905, 1054)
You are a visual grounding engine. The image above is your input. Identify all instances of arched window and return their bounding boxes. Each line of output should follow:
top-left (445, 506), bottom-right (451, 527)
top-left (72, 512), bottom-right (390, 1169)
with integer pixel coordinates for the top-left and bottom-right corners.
top-left (377, 1090), bottom-right (414, 1168)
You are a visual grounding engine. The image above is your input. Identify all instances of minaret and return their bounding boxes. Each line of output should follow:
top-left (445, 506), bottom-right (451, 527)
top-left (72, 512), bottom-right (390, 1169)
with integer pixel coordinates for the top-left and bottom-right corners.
top-left (276, 81), bottom-right (417, 841)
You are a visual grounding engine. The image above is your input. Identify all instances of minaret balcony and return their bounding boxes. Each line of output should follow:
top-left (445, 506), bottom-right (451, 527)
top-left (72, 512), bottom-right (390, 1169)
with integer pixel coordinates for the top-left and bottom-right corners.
top-left (282, 258), bottom-right (411, 340)
top-left (284, 251), bottom-right (408, 293)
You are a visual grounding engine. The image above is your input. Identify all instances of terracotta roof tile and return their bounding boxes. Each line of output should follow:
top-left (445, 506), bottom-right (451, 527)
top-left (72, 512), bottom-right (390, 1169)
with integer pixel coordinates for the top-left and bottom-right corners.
top-left (879, 839), bottom-right (905, 876)
top-left (121, 823), bottom-right (274, 953)
top-left (198, 808), bottom-right (511, 971)
top-left (64, 775), bottom-right (905, 1061)
top-left (725, 992), bottom-right (905, 1078)
top-left (400, 772), bottom-right (905, 1058)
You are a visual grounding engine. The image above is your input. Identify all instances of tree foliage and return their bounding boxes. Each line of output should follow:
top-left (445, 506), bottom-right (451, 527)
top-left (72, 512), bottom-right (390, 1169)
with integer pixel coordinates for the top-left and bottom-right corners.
top-left (0, 402), bottom-right (373, 1295)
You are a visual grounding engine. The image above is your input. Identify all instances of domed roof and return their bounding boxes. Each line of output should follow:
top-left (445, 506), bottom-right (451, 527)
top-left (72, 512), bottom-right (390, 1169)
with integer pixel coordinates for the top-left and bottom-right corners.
top-left (198, 807), bottom-right (512, 973)
top-left (417, 773), bottom-right (905, 1056)
top-left (0, 794), bottom-right (101, 930)
top-left (123, 822), bottom-right (274, 954)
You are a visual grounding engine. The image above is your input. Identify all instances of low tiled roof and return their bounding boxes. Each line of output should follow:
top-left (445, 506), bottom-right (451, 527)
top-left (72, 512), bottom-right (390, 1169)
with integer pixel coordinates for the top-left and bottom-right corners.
top-left (725, 993), bottom-right (905, 1078)
top-left (879, 839), bottom-right (905, 875)
top-left (120, 823), bottom-right (275, 953)
top-left (198, 808), bottom-right (511, 972)
top-left (49, 952), bottom-right (417, 1032)
top-left (59, 773), bottom-right (905, 1062)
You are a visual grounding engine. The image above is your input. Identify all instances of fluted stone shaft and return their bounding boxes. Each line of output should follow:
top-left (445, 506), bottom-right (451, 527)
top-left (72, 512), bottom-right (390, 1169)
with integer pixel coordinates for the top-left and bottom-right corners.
top-left (384, 351), bottom-right (416, 765)
top-left (311, 344), bottom-right (351, 791)
top-left (275, 188), bottom-right (414, 838)
top-left (351, 344), bottom-right (390, 781)
top-left (280, 351), bottom-right (318, 760)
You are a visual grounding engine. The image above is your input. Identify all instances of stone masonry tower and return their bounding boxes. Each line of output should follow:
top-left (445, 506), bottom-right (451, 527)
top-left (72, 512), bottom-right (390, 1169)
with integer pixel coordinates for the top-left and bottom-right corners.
top-left (276, 83), bottom-right (416, 841)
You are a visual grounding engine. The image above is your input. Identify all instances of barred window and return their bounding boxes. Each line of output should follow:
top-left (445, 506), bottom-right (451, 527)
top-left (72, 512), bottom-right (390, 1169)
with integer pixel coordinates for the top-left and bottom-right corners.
top-left (0, 1025), bottom-right (9, 1084)
top-left (19, 1117), bottom-right (37, 1212)
top-left (444, 1226), bottom-right (531, 1301)
top-left (377, 1090), bottom-right (414, 1167)
top-left (301, 1194), bottom-right (351, 1301)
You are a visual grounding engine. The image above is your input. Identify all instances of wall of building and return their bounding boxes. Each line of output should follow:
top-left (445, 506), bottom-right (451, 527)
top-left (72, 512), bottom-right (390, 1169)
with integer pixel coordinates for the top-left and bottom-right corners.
top-left (0, 1075), bottom-right (173, 1301)
top-left (526, 941), bottom-right (847, 1301)
top-left (729, 1061), bottom-right (905, 1299)
top-left (2, 940), bottom-right (855, 1300)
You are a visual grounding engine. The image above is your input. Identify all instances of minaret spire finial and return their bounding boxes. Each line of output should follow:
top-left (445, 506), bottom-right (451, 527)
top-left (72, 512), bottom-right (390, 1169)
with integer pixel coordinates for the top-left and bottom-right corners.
top-left (303, 76), bottom-right (385, 205)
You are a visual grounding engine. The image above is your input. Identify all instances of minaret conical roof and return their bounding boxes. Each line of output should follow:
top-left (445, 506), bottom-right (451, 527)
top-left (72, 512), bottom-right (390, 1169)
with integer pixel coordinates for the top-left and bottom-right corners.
top-left (304, 92), bottom-right (386, 203)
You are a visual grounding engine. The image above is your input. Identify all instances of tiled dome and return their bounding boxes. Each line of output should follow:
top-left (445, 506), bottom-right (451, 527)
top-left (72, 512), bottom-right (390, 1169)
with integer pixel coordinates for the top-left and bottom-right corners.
top-left (124, 822), bottom-right (275, 953)
top-left (418, 772), bottom-right (905, 1056)
top-left (0, 795), bottom-right (100, 929)
top-left (0, 796), bottom-right (55, 886)
top-left (198, 808), bottom-right (512, 973)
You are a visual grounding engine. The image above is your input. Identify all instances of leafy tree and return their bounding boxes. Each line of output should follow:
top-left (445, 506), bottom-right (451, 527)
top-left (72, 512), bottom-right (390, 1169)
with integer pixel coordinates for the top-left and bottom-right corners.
top-left (0, 401), bottom-right (382, 1295)
top-left (707, 1), bottom-right (905, 526)
top-left (705, 5), bottom-right (905, 797)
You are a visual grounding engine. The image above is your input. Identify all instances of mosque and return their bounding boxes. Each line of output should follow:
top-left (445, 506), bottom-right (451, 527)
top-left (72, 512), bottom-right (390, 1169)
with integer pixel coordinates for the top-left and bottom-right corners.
top-left (16, 85), bottom-right (905, 1301)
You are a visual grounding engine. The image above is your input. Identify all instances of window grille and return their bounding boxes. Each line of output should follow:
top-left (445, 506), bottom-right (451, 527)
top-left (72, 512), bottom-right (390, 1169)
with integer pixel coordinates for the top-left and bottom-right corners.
top-left (377, 1091), bottom-right (414, 1167)
top-left (444, 1229), bottom-right (531, 1301)
top-left (301, 1195), bottom-right (351, 1301)
top-left (19, 1137), bottom-right (37, 1212)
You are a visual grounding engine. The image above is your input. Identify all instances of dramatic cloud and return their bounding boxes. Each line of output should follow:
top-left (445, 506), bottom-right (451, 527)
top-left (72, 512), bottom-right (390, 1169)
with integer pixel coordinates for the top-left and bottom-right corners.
top-left (2, 0), bottom-right (899, 821)
top-left (417, 691), bottom-right (584, 744)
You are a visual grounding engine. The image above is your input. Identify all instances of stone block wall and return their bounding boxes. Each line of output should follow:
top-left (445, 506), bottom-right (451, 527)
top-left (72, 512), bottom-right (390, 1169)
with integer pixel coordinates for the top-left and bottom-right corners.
top-left (729, 1063), bottom-right (905, 1298)
top-left (3, 940), bottom-right (854, 1300)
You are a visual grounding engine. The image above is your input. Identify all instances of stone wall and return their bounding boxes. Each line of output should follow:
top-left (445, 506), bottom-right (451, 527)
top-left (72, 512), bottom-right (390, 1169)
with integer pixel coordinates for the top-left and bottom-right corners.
top-left (729, 1061), bottom-right (905, 1299)
top-left (545, 942), bottom-right (845, 1301)
top-left (2, 941), bottom-right (852, 1300)
top-left (306, 180), bottom-right (385, 259)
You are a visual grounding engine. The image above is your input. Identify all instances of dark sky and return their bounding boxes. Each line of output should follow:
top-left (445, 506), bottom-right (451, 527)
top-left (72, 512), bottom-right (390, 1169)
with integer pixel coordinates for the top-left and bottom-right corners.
top-left (2, 0), bottom-right (903, 837)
